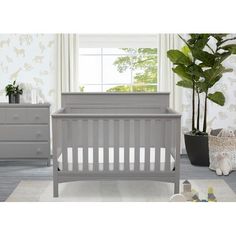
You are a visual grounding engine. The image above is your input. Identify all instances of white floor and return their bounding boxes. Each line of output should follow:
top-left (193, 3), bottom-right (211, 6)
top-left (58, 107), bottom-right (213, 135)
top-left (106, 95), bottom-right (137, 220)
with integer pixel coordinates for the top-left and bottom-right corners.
top-left (6, 179), bottom-right (236, 202)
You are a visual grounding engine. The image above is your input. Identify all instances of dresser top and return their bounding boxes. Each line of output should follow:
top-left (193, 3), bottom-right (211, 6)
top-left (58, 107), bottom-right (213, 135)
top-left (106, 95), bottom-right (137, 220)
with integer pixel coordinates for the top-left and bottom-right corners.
top-left (0, 103), bottom-right (50, 108)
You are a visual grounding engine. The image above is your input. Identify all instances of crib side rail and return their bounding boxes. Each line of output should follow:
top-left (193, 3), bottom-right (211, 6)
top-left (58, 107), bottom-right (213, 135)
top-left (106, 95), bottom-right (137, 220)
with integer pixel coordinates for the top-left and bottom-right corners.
top-left (52, 114), bottom-right (181, 175)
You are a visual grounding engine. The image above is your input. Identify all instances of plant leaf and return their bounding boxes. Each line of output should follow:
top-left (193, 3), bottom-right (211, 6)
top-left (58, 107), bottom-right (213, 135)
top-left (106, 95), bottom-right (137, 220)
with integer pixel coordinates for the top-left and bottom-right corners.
top-left (221, 44), bottom-right (236, 54)
top-left (176, 79), bottom-right (193, 89)
top-left (204, 64), bottom-right (232, 86)
top-left (186, 64), bottom-right (204, 77)
top-left (211, 34), bottom-right (228, 41)
top-left (196, 81), bottom-right (208, 93)
top-left (207, 92), bottom-right (225, 106)
top-left (194, 37), bottom-right (210, 50)
top-left (191, 48), bottom-right (215, 67)
top-left (167, 50), bottom-right (192, 66)
top-left (172, 65), bottom-right (192, 81)
top-left (181, 45), bottom-right (191, 59)
top-left (216, 51), bottom-right (231, 63)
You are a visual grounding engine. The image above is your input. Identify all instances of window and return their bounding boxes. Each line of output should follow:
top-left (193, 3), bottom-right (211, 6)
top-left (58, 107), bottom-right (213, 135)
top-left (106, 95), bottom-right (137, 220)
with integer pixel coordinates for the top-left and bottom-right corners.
top-left (78, 35), bottom-right (158, 92)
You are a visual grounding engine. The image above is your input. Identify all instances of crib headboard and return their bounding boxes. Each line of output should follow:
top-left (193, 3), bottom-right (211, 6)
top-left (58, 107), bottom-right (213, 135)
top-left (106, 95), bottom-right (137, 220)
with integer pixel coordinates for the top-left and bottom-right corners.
top-left (61, 92), bottom-right (170, 114)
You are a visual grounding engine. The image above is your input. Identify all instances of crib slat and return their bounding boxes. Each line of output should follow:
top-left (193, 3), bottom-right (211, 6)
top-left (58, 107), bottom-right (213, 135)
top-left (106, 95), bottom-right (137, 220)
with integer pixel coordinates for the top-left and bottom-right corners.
top-left (114, 120), bottom-right (119, 172)
top-left (103, 120), bottom-right (109, 172)
top-left (93, 120), bottom-right (99, 172)
top-left (124, 120), bottom-right (130, 171)
top-left (145, 119), bottom-right (151, 171)
top-left (62, 120), bottom-right (68, 171)
top-left (82, 120), bottom-right (88, 172)
top-left (171, 120), bottom-right (176, 157)
top-left (134, 120), bottom-right (140, 172)
top-left (165, 120), bottom-right (171, 171)
top-left (72, 120), bottom-right (78, 172)
top-left (154, 120), bottom-right (161, 171)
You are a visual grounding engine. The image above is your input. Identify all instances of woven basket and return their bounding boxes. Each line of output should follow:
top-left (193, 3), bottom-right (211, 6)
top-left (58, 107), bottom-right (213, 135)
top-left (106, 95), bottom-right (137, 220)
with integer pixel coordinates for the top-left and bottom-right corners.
top-left (209, 129), bottom-right (236, 170)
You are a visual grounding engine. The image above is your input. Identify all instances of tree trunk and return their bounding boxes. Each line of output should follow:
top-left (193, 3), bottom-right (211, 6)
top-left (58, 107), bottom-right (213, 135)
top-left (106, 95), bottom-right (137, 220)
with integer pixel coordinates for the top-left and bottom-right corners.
top-left (192, 81), bottom-right (195, 131)
top-left (203, 92), bottom-right (208, 132)
top-left (197, 91), bottom-right (200, 130)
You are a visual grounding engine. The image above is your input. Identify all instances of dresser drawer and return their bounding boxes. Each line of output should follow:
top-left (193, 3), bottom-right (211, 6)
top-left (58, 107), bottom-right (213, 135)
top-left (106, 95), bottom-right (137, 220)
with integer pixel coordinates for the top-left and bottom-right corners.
top-left (27, 108), bottom-right (49, 124)
top-left (0, 142), bottom-right (49, 158)
top-left (0, 125), bottom-right (49, 141)
top-left (4, 107), bottom-right (49, 124)
top-left (5, 108), bottom-right (27, 123)
top-left (0, 109), bottom-right (5, 123)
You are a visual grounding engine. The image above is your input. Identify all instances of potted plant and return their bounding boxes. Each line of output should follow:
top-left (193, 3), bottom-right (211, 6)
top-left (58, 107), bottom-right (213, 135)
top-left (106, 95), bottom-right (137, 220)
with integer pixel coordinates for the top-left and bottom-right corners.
top-left (5, 80), bottom-right (23, 104)
top-left (167, 34), bottom-right (236, 166)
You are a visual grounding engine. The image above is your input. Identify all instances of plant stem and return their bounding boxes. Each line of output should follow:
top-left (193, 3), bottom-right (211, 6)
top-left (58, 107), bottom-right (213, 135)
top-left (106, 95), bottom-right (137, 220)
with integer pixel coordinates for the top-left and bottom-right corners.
top-left (178, 34), bottom-right (191, 48)
top-left (219, 36), bottom-right (236, 46)
top-left (206, 44), bottom-right (214, 54)
top-left (203, 91), bottom-right (208, 132)
top-left (197, 90), bottom-right (200, 130)
top-left (192, 80), bottom-right (195, 131)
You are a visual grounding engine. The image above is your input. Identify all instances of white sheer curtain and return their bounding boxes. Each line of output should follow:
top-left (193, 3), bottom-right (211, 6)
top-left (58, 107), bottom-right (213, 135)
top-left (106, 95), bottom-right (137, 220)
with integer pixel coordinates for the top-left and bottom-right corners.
top-left (158, 34), bottom-right (183, 112)
top-left (56, 34), bottom-right (79, 108)
top-left (158, 34), bottom-right (184, 152)
top-left (56, 33), bottom-right (183, 111)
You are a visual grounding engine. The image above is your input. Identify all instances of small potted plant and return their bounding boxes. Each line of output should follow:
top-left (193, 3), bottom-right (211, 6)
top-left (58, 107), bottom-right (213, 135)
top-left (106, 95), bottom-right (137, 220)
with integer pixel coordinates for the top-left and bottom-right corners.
top-left (5, 80), bottom-right (23, 104)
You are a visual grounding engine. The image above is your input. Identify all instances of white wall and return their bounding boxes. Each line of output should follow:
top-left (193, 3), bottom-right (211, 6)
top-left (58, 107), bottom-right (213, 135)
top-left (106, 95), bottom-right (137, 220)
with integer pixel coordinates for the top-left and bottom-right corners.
top-left (0, 34), bottom-right (57, 111)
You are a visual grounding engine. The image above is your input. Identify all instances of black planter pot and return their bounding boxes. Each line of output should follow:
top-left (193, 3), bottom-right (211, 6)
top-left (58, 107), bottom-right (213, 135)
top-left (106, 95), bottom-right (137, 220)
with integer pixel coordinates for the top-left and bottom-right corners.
top-left (8, 94), bottom-right (20, 104)
top-left (14, 94), bottom-right (20, 103)
top-left (184, 132), bottom-right (209, 166)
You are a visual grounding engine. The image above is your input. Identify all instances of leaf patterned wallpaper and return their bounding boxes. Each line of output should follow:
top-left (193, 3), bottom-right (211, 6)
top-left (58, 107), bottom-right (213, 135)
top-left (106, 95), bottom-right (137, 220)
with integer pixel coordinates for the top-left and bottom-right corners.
top-left (0, 34), bottom-right (235, 147)
top-left (0, 34), bottom-right (57, 111)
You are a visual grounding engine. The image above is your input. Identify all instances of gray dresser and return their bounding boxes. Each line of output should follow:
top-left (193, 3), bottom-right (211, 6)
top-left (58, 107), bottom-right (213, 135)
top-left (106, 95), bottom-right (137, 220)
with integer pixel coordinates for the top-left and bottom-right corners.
top-left (0, 103), bottom-right (50, 166)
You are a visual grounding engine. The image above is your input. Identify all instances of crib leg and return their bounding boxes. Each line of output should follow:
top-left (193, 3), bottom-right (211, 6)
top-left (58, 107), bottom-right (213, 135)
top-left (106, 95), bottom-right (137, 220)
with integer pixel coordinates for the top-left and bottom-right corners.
top-left (174, 180), bottom-right (179, 194)
top-left (53, 180), bottom-right (58, 198)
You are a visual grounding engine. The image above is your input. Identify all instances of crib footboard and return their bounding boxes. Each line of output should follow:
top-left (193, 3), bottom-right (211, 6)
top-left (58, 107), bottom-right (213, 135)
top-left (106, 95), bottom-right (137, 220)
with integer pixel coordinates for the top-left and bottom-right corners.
top-left (52, 112), bottom-right (181, 198)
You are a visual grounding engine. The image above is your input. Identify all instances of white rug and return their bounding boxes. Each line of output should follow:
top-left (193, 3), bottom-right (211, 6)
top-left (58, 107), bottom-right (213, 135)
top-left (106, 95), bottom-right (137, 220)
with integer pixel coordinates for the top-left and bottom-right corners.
top-left (6, 179), bottom-right (236, 202)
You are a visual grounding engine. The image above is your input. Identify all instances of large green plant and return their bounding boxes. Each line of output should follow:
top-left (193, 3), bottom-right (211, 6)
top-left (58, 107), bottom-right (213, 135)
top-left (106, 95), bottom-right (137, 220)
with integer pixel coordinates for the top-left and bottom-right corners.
top-left (167, 34), bottom-right (236, 134)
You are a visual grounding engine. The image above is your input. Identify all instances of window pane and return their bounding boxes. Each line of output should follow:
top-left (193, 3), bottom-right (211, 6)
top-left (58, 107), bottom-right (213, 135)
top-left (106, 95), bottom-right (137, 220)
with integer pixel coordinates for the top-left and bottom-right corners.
top-left (102, 48), bottom-right (130, 55)
top-left (103, 56), bottom-right (132, 84)
top-left (132, 54), bottom-right (157, 84)
top-left (79, 48), bottom-right (101, 55)
top-left (136, 48), bottom-right (157, 55)
top-left (79, 55), bottom-right (101, 85)
top-left (132, 85), bottom-right (157, 92)
top-left (78, 47), bottom-right (158, 93)
top-left (79, 85), bottom-right (102, 92)
top-left (104, 84), bottom-right (131, 92)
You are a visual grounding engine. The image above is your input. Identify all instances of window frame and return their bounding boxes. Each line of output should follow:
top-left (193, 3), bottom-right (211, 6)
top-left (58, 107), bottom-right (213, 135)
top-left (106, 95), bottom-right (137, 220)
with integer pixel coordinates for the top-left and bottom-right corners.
top-left (78, 47), bottom-right (159, 92)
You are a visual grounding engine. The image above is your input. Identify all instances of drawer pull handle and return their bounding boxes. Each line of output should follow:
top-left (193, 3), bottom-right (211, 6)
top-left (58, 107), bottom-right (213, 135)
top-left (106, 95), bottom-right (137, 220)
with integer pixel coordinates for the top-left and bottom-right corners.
top-left (36, 148), bottom-right (42, 154)
top-left (35, 115), bottom-right (40, 120)
top-left (36, 132), bottom-right (41, 137)
top-left (13, 115), bottom-right (19, 119)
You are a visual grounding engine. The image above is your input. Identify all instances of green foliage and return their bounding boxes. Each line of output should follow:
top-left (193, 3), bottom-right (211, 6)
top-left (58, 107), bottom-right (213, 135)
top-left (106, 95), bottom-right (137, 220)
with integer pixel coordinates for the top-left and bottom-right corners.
top-left (191, 49), bottom-right (216, 67)
top-left (203, 64), bottom-right (232, 88)
top-left (176, 80), bottom-right (193, 89)
top-left (167, 50), bottom-right (191, 66)
top-left (167, 33), bottom-right (236, 133)
top-left (172, 65), bottom-right (192, 81)
top-left (107, 48), bottom-right (157, 92)
top-left (108, 85), bottom-right (157, 92)
top-left (207, 92), bottom-right (225, 106)
top-left (220, 44), bottom-right (236, 54)
top-left (5, 80), bottom-right (23, 96)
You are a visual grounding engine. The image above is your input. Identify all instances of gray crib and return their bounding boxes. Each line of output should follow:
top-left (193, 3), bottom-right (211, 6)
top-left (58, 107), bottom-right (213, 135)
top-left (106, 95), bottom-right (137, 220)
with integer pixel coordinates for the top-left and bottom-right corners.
top-left (52, 93), bottom-right (181, 198)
